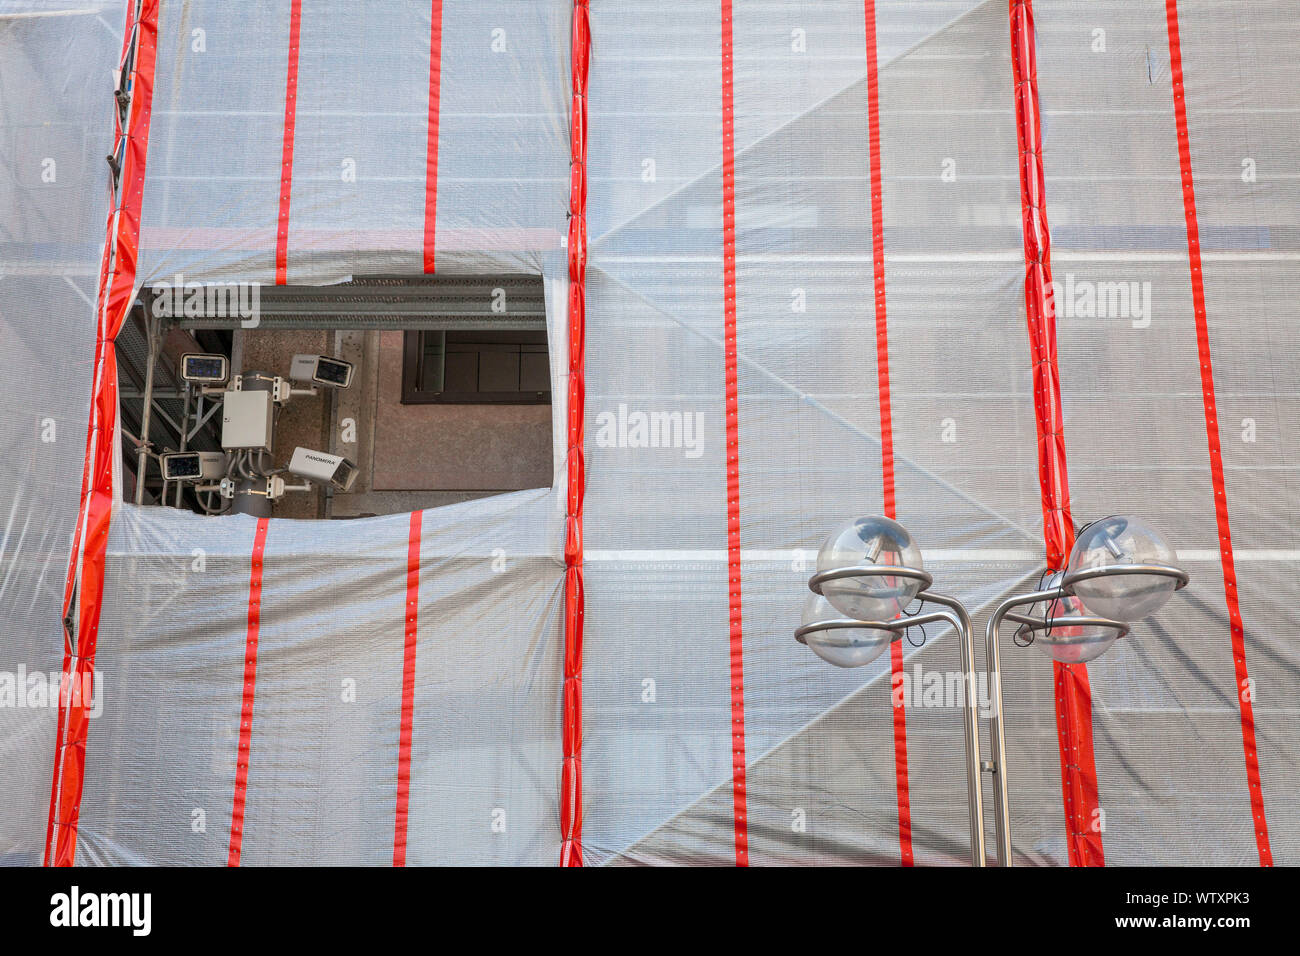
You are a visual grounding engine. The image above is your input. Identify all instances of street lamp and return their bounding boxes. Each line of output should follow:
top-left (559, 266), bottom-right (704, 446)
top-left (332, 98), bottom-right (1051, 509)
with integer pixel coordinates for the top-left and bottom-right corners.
top-left (1065, 515), bottom-right (1185, 621)
top-left (797, 593), bottom-right (898, 669)
top-left (983, 515), bottom-right (1189, 866)
top-left (795, 515), bottom-right (987, 867)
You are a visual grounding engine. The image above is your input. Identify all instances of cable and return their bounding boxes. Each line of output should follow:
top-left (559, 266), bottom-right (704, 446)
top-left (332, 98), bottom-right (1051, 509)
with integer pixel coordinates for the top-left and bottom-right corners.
top-left (900, 594), bottom-right (929, 648)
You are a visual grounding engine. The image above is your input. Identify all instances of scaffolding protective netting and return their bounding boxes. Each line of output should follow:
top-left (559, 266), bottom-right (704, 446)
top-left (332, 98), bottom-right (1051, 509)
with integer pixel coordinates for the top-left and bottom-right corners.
top-left (0, 1), bottom-right (120, 865)
top-left (136, 0), bottom-right (569, 286)
top-left (1, 0), bottom-right (1296, 865)
top-left (1032, 0), bottom-right (1298, 866)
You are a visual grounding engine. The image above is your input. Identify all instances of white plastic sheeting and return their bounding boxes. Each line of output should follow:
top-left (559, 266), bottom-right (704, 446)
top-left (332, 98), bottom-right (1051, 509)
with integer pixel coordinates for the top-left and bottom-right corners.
top-left (1034, 0), bottom-right (1299, 866)
top-left (78, 494), bottom-right (562, 865)
top-left (137, 0), bottom-right (570, 286)
top-left (0, 1), bottom-right (120, 865)
top-left (1, 0), bottom-right (1296, 866)
top-left (583, 0), bottom-right (1048, 865)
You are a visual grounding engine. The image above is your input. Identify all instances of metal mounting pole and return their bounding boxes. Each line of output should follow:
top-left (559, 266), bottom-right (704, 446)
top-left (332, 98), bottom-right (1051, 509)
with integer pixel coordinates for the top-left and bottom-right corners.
top-left (983, 564), bottom-right (1186, 866)
top-left (918, 591), bottom-right (986, 867)
top-left (173, 382), bottom-right (192, 507)
top-left (133, 310), bottom-right (161, 505)
top-left (985, 585), bottom-right (1065, 867)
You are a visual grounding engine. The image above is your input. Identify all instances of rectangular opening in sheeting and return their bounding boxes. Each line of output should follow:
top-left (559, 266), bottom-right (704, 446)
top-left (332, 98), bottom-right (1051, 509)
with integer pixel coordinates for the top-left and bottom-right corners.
top-left (115, 274), bottom-right (553, 518)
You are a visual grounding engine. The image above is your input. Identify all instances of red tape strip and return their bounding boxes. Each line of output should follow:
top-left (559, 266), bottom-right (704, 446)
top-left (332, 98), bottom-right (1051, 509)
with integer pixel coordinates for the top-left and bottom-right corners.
top-left (864, 0), bottom-right (913, 867)
top-left (274, 0), bottom-right (302, 285)
top-left (1163, 0), bottom-right (1272, 867)
top-left (393, 510), bottom-right (422, 866)
top-left (227, 517), bottom-right (269, 867)
top-left (720, 0), bottom-right (749, 867)
top-left (423, 1), bottom-right (444, 274)
top-left (1009, 0), bottom-right (1104, 867)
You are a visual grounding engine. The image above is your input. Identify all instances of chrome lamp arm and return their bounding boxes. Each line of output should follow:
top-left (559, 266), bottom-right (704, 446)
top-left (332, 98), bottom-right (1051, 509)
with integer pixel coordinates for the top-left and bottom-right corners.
top-left (797, 597), bottom-right (986, 867)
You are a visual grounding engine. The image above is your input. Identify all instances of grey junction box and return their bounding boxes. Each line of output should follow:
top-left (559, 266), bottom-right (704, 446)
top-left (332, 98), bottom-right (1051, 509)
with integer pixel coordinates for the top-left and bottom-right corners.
top-left (221, 389), bottom-right (274, 451)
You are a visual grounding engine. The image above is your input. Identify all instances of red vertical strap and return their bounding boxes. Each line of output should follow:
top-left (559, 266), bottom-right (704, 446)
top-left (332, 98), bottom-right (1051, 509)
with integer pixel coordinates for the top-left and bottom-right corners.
top-left (45, 0), bottom-right (160, 867)
top-left (720, 0), bottom-right (749, 867)
top-left (227, 518), bottom-right (269, 867)
top-left (863, 0), bottom-right (913, 868)
top-left (1008, 0), bottom-right (1104, 867)
top-left (1163, 0), bottom-right (1272, 867)
top-left (393, 511), bottom-right (423, 866)
top-left (888, 637), bottom-right (914, 866)
top-left (53, 0), bottom-right (138, 624)
top-left (422, 1), bottom-right (445, 273)
top-left (559, 0), bottom-right (589, 868)
top-left (274, 0), bottom-right (302, 285)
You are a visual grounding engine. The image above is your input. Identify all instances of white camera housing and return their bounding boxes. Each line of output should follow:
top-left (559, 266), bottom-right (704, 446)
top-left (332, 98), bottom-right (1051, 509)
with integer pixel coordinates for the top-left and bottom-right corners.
top-left (289, 353), bottom-right (354, 389)
top-left (288, 446), bottom-right (358, 492)
top-left (161, 451), bottom-right (225, 482)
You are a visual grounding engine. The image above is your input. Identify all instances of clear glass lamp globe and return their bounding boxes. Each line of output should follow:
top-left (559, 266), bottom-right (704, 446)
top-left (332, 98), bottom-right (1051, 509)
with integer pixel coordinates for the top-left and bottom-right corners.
top-left (815, 515), bottom-right (924, 623)
top-left (1028, 576), bottom-right (1119, 665)
top-left (800, 592), bottom-right (895, 669)
top-left (1066, 515), bottom-right (1179, 622)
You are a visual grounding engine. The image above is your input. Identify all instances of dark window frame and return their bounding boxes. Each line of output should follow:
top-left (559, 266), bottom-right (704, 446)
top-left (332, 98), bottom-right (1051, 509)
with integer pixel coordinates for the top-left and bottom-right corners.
top-left (401, 329), bottom-right (551, 405)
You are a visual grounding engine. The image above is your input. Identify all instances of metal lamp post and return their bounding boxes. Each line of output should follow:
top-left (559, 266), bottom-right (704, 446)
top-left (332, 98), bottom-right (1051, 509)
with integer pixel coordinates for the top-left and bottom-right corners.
top-left (983, 515), bottom-right (1190, 866)
top-left (794, 516), bottom-right (987, 867)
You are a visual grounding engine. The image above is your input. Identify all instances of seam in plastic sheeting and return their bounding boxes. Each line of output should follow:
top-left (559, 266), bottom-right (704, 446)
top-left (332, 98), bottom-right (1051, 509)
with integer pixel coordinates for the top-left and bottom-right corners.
top-left (560, 0), bottom-right (589, 868)
top-left (719, 0), bottom-right (750, 868)
top-left (1009, 0), bottom-right (1103, 867)
top-left (1162, 0), bottom-right (1273, 868)
top-left (227, 517), bottom-right (269, 867)
top-left (864, 0), bottom-right (914, 868)
top-left (275, 0), bottom-right (303, 285)
top-left (46, 0), bottom-right (160, 868)
top-left (423, 1), bottom-right (445, 273)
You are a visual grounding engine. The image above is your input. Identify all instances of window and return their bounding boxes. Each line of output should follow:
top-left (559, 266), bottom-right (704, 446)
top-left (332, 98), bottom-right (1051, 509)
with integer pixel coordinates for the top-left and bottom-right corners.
top-left (402, 330), bottom-right (551, 404)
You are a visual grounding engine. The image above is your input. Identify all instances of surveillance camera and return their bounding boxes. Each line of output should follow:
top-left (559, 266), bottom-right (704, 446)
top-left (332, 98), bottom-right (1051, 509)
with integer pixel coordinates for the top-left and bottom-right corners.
top-left (288, 446), bottom-right (358, 492)
top-left (162, 451), bottom-right (225, 482)
top-left (180, 353), bottom-right (229, 385)
top-left (289, 354), bottom-right (353, 389)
